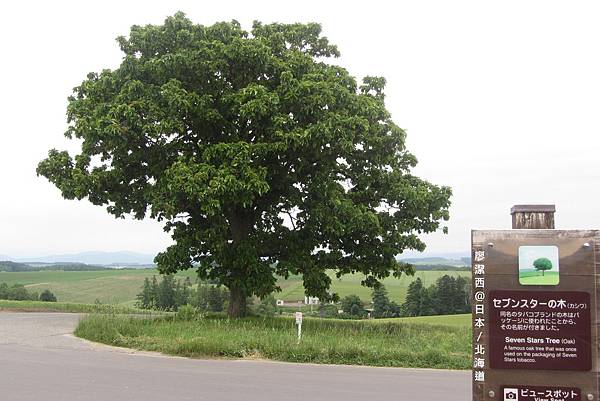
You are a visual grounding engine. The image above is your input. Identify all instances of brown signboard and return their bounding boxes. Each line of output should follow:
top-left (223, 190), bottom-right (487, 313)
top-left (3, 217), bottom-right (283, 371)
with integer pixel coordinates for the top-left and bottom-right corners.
top-left (471, 230), bottom-right (599, 401)
top-left (489, 290), bottom-right (591, 371)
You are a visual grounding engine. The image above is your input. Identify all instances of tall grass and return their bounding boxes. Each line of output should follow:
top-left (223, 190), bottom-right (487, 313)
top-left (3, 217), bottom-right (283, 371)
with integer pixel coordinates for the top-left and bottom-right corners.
top-left (75, 314), bottom-right (471, 369)
top-left (386, 313), bottom-right (471, 327)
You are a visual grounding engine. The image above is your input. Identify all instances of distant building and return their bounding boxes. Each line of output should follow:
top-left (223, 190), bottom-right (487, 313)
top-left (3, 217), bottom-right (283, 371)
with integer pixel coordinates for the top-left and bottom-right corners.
top-left (304, 296), bottom-right (320, 305)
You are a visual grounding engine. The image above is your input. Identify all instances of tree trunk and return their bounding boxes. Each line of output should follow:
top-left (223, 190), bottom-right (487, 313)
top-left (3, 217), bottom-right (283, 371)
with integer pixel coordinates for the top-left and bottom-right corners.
top-left (227, 285), bottom-right (247, 318)
top-left (226, 209), bottom-right (253, 318)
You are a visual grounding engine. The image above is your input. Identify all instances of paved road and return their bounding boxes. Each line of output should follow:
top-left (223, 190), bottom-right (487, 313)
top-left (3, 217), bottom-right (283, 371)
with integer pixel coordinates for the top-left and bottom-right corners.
top-left (0, 312), bottom-right (470, 401)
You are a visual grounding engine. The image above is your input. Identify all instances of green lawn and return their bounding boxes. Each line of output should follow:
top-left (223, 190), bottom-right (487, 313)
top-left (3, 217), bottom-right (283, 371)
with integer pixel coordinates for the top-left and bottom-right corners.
top-left (0, 269), bottom-right (469, 305)
top-left (75, 313), bottom-right (471, 369)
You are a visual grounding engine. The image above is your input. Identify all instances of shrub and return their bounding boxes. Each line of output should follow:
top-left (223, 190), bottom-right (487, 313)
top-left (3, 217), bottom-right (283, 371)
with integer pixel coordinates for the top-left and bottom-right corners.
top-left (175, 304), bottom-right (197, 321)
top-left (256, 295), bottom-right (277, 317)
top-left (0, 283), bottom-right (41, 301)
top-left (39, 289), bottom-right (57, 302)
top-left (317, 303), bottom-right (339, 318)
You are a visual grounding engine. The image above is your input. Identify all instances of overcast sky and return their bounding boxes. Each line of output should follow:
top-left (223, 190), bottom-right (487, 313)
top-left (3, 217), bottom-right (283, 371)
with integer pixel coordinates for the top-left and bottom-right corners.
top-left (0, 0), bottom-right (598, 258)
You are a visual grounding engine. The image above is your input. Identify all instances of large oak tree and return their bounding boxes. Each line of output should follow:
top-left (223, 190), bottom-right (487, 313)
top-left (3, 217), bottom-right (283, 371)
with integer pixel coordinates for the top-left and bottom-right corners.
top-left (38, 13), bottom-right (452, 317)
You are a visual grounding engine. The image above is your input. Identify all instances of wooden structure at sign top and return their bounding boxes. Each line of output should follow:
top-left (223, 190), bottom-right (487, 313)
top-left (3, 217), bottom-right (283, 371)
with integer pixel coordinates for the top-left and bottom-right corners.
top-left (511, 204), bottom-right (555, 229)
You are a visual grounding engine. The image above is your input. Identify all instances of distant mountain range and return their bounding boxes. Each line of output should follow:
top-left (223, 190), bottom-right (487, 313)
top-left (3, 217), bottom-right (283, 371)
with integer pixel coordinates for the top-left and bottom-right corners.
top-left (398, 251), bottom-right (470, 260)
top-left (0, 261), bottom-right (112, 272)
top-left (11, 251), bottom-right (156, 266)
top-left (0, 251), bottom-right (470, 268)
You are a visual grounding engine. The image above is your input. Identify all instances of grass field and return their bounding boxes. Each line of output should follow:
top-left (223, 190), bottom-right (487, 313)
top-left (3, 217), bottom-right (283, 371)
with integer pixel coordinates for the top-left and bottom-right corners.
top-left (392, 314), bottom-right (471, 327)
top-left (0, 299), bottom-right (158, 314)
top-left (518, 270), bottom-right (559, 285)
top-left (0, 269), bottom-right (197, 305)
top-left (75, 313), bottom-right (471, 369)
top-left (0, 269), bottom-right (469, 305)
top-left (277, 271), bottom-right (469, 303)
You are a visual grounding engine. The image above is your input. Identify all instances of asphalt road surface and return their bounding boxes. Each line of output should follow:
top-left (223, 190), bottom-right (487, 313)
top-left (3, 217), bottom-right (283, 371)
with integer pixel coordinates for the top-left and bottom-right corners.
top-left (0, 312), bottom-right (470, 401)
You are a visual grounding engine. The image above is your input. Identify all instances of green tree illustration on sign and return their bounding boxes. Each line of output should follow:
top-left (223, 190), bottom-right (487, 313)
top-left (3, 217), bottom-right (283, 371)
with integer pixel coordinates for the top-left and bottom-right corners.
top-left (533, 257), bottom-right (553, 276)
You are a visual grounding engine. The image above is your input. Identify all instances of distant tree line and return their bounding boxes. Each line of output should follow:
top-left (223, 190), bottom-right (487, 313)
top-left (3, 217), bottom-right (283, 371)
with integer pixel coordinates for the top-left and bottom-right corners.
top-left (331, 274), bottom-right (471, 319)
top-left (402, 275), bottom-right (471, 317)
top-left (0, 283), bottom-right (57, 302)
top-left (0, 261), bottom-right (110, 272)
top-left (138, 274), bottom-right (470, 318)
top-left (137, 275), bottom-right (229, 312)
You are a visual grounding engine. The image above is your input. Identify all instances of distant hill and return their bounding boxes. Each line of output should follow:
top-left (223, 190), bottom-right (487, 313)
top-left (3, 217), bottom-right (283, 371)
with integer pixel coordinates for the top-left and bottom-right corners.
top-left (10, 251), bottom-right (470, 269)
top-left (413, 264), bottom-right (469, 272)
top-left (16, 251), bottom-right (155, 266)
top-left (0, 261), bottom-right (110, 272)
top-left (398, 251), bottom-right (469, 259)
top-left (0, 261), bottom-right (32, 272)
top-left (400, 256), bottom-right (469, 267)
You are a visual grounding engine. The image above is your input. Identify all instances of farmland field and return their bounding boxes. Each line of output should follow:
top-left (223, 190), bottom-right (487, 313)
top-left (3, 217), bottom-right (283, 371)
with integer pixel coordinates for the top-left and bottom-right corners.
top-left (0, 269), bottom-right (470, 305)
top-left (0, 269), bottom-right (197, 305)
top-left (277, 270), bottom-right (470, 304)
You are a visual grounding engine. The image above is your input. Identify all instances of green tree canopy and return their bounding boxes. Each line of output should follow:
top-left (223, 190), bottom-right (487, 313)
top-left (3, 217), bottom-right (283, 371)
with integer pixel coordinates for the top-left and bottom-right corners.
top-left (402, 277), bottom-right (423, 317)
top-left (37, 13), bottom-right (451, 317)
top-left (533, 257), bottom-right (553, 276)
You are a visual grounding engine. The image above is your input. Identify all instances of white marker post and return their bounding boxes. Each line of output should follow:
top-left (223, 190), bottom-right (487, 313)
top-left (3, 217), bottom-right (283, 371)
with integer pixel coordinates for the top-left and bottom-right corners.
top-left (295, 311), bottom-right (303, 343)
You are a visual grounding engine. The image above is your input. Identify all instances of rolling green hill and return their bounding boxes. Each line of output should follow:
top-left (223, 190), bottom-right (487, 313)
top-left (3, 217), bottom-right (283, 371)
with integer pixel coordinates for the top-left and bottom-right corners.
top-left (0, 269), bottom-right (470, 305)
top-left (0, 269), bottom-right (196, 305)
